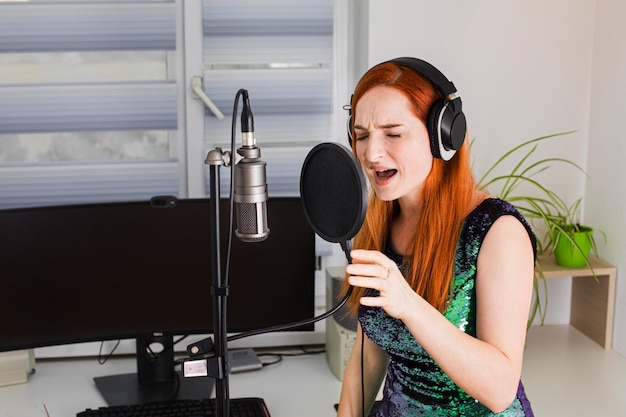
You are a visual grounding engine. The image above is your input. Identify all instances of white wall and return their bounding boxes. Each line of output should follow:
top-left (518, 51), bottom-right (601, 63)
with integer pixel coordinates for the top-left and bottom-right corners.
top-left (363, 0), bottom-right (594, 199)
top-left (359, 0), bottom-right (626, 355)
top-left (587, 0), bottom-right (626, 355)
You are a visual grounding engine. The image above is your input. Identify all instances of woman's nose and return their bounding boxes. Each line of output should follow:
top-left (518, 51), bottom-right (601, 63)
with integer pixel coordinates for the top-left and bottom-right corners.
top-left (363, 133), bottom-right (385, 163)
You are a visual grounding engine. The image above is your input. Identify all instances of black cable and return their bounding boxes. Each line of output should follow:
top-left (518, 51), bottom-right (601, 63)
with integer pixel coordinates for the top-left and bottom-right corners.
top-left (214, 88), bottom-right (246, 417)
top-left (226, 90), bottom-right (246, 289)
top-left (257, 353), bottom-right (283, 367)
top-left (227, 286), bottom-right (354, 342)
top-left (256, 345), bottom-right (326, 368)
top-left (97, 339), bottom-right (120, 364)
top-left (361, 326), bottom-right (365, 417)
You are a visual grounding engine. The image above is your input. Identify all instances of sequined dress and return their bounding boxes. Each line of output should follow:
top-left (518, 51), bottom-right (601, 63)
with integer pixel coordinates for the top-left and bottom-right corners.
top-left (359, 198), bottom-right (536, 416)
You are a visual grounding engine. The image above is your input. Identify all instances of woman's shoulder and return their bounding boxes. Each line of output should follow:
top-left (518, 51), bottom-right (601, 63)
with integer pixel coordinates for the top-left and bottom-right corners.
top-left (466, 197), bottom-right (530, 234)
top-left (471, 197), bottom-right (520, 218)
top-left (466, 197), bottom-right (537, 259)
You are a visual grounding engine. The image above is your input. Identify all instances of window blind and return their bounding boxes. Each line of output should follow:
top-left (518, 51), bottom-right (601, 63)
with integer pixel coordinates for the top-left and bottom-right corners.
top-left (0, 162), bottom-right (179, 210)
top-left (200, 0), bottom-right (334, 198)
top-left (0, 1), bottom-right (178, 209)
top-left (0, 83), bottom-right (177, 135)
top-left (0, 2), bottom-right (176, 53)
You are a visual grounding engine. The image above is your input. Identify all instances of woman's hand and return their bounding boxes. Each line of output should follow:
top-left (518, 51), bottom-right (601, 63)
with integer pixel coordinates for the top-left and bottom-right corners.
top-left (346, 249), bottom-right (422, 321)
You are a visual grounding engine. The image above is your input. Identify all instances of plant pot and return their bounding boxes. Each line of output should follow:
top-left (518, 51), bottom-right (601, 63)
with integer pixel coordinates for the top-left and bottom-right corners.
top-left (553, 225), bottom-right (593, 267)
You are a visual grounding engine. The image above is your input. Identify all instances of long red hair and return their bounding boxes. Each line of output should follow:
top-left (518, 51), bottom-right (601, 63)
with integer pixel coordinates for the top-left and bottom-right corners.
top-left (344, 61), bottom-right (476, 314)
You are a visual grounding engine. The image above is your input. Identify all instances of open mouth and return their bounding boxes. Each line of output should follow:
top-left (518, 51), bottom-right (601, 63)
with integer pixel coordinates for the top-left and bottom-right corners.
top-left (375, 169), bottom-right (397, 180)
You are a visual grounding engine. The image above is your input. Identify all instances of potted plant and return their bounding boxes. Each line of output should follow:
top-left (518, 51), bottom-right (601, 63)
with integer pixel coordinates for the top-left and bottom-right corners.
top-left (550, 197), bottom-right (599, 268)
top-left (476, 131), bottom-right (605, 324)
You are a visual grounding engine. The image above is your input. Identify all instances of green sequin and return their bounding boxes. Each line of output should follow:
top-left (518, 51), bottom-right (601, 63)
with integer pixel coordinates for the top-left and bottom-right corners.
top-left (359, 199), bottom-right (535, 416)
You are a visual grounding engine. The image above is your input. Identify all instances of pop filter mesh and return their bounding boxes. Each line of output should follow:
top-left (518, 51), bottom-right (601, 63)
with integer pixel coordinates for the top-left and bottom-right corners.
top-left (300, 143), bottom-right (367, 243)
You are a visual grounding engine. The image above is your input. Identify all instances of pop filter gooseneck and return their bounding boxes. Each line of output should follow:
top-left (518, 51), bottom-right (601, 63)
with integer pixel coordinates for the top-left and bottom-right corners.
top-left (224, 142), bottom-right (367, 342)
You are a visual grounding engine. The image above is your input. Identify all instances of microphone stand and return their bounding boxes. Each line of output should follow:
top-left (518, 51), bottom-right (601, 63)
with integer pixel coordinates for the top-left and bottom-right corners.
top-left (205, 148), bottom-right (231, 417)
top-left (187, 89), bottom-right (253, 417)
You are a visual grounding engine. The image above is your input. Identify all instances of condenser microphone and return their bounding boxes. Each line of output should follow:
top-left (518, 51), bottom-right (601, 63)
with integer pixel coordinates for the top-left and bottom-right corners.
top-left (234, 91), bottom-right (270, 242)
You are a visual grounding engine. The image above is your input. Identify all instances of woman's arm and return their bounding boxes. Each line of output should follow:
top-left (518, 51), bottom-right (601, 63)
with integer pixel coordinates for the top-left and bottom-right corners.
top-left (347, 215), bottom-right (534, 413)
top-left (337, 324), bottom-right (388, 417)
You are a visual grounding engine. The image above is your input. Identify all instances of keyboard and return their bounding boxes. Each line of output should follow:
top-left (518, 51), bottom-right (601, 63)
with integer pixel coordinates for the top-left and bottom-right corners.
top-left (77, 397), bottom-right (271, 417)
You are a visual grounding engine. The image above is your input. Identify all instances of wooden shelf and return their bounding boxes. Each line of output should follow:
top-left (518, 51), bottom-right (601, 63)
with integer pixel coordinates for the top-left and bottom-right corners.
top-left (535, 254), bottom-right (616, 349)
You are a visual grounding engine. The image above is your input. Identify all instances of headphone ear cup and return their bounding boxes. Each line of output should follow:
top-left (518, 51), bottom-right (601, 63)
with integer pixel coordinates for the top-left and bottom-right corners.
top-left (427, 99), bottom-right (446, 159)
top-left (346, 114), bottom-right (353, 146)
top-left (346, 95), bottom-right (354, 147)
top-left (441, 99), bottom-right (467, 153)
top-left (428, 98), bottom-right (466, 161)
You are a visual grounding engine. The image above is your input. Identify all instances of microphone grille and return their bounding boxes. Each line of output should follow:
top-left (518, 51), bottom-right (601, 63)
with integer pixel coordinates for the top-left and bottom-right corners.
top-left (236, 202), bottom-right (269, 242)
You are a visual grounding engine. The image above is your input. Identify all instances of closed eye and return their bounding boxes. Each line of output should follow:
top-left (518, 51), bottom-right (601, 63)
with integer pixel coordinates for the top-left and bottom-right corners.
top-left (354, 129), bottom-right (368, 141)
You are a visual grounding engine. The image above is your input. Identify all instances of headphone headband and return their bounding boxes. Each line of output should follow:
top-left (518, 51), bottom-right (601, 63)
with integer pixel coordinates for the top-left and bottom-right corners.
top-left (387, 57), bottom-right (458, 98)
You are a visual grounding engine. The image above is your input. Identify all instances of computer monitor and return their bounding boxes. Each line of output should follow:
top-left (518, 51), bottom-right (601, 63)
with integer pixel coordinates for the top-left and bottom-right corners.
top-left (0, 196), bottom-right (316, 404)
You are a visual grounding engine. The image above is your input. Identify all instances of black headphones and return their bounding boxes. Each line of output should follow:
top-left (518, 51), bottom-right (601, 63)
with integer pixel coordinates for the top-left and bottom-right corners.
top-left (347, 57), bottom-right (467, 161)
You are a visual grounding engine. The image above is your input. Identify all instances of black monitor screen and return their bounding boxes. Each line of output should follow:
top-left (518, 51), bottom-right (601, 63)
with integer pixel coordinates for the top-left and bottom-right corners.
top-left (0, 197), bottom-right (316, 353)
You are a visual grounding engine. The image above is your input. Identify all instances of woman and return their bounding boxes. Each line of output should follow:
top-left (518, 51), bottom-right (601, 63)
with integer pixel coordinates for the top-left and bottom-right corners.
top-left (337, 58), bottom-right (536, 416)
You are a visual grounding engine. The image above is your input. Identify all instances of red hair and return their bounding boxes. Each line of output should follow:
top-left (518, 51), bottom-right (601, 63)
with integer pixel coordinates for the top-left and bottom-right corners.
top-left (344, 61), bottom-right (475, 314)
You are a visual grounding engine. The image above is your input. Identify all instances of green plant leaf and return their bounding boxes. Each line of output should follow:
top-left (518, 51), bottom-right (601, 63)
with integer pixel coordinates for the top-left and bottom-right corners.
top-left (477, 130), bottom-right (606, 327)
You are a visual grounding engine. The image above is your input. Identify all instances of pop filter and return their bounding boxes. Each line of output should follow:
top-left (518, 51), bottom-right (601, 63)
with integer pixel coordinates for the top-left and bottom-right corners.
top-left (219, 142), bottom-right (367, 343)
top-left (299, 142), bottom-right (368, 262)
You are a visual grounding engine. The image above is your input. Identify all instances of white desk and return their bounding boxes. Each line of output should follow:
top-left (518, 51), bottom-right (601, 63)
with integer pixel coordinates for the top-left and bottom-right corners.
top-left (0, 350), bottom-right (343, 417)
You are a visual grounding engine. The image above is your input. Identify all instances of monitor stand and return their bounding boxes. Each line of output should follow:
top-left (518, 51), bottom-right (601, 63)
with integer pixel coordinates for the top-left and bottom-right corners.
top-left (94, 334), bottom-right (215, 406)
top-left (94, 371), bottom-right (214, 406)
